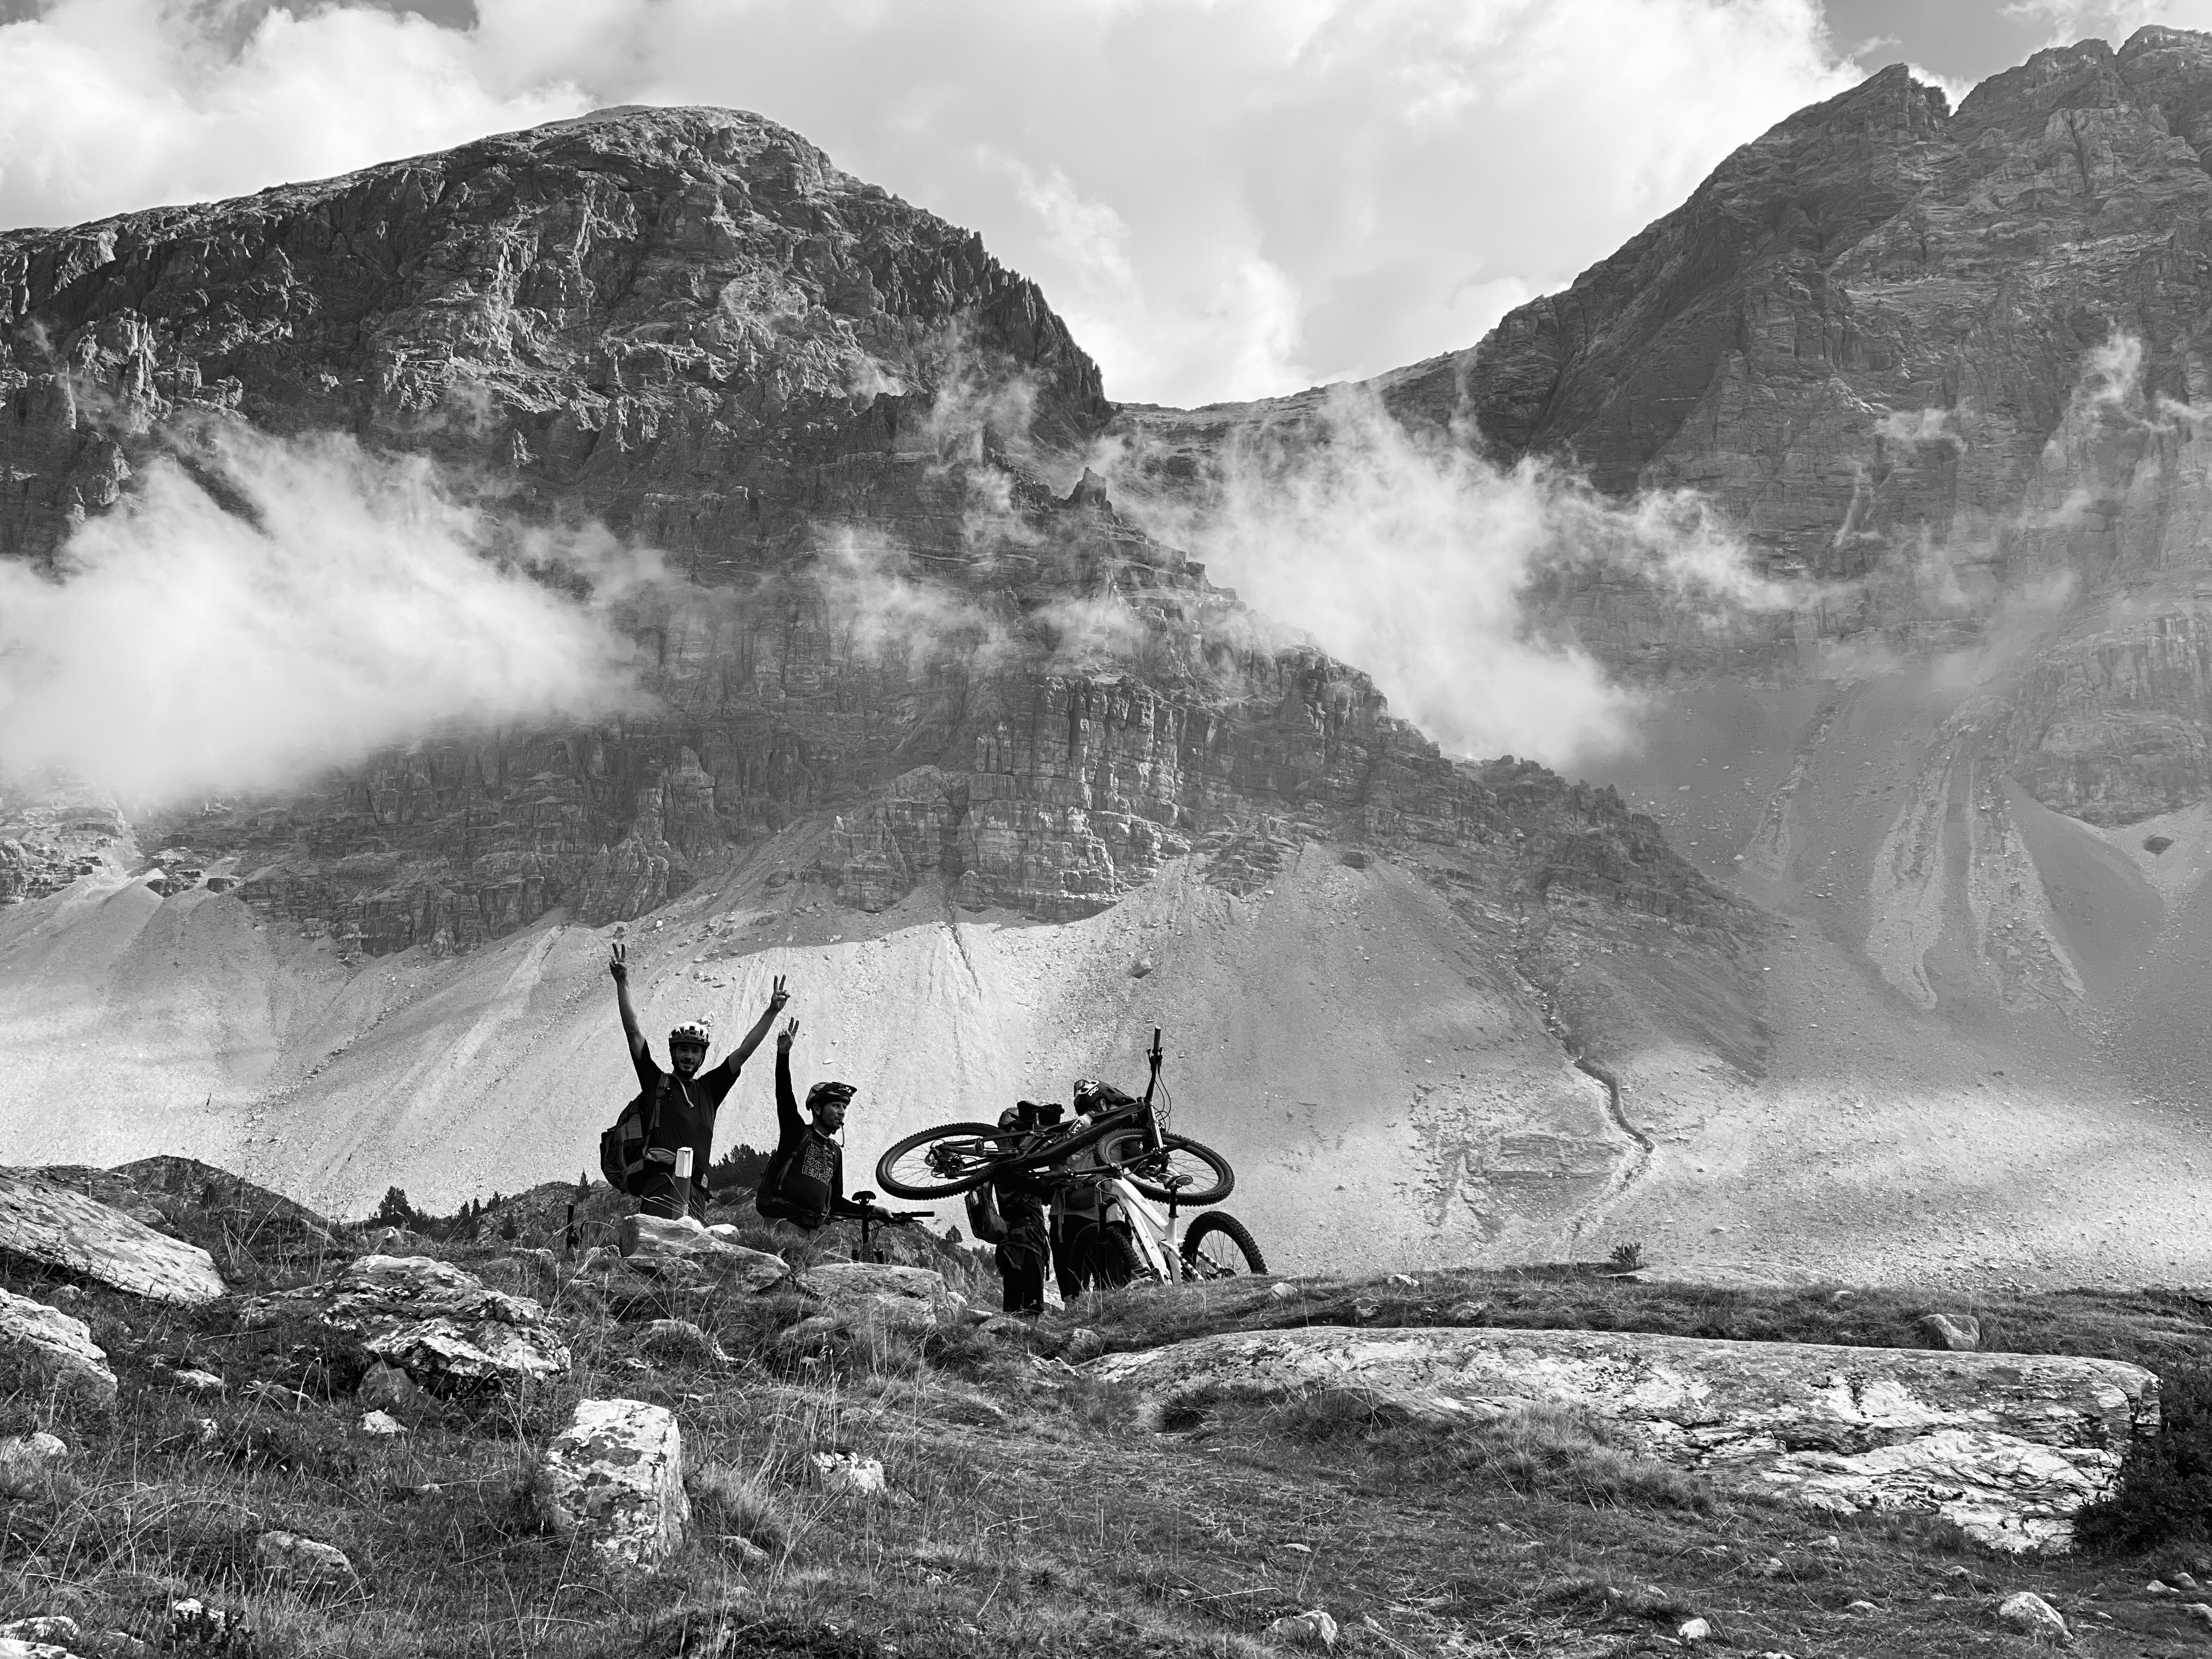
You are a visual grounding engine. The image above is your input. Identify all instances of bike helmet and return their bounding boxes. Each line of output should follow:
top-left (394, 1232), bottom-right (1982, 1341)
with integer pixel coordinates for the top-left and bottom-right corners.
top-left (669, 1020), bottom-right (712, 1046)
top-left (806, 1080), bottom-right (856, 1111)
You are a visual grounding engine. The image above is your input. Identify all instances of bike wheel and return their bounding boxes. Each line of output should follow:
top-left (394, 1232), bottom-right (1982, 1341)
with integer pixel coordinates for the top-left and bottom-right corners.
top-left (1181, 1211), bottom-right (1267, 1280)
top-left (1104, 1223), bottom-right (1155, 1287)
top-left (1101, 1132), bottom-right (1235, 1206)
top-left (874, 1121), bottom-right (1012, 1199)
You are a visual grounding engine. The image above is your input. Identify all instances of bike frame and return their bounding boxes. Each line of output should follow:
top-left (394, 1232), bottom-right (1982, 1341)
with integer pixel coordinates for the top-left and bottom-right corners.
top-left (1101, 1174), bottom-right (1183, 1284)
top-left (991, 1028), bottom-right (1171, 1181)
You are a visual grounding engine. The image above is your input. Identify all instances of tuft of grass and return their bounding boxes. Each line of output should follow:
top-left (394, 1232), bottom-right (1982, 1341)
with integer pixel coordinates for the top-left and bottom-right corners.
top-left (1251, 1389), bottom-right (1713, 1514)
top-left (2076, 1363), bottom-right (2212, 1555)
top-left (690, 1462), bottom-right (795, 1559)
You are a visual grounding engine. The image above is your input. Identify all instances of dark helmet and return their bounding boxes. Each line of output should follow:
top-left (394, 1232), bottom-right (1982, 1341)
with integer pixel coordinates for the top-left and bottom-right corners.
top-left (806, 1081), bottom-right (856, 1113)
top-left (998, 1106), bottom-right (1028, 1131)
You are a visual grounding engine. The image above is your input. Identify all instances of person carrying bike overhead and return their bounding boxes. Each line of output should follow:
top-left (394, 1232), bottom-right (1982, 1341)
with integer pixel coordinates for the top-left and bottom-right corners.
top-left (755, 1017), bottom-right (872, 1232)
top-left (1051, 1077), bottom-right (1138, 1295)
top-left (991, 1103), bottom-right (1056, 1316)
top-left (610, 942), bottom-right (787, 1221)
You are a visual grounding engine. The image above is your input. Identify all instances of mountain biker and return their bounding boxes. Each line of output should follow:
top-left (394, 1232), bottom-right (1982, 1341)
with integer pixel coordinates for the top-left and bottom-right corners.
top-left (755, 1017), bottom-right (872, 1231)
top-left (991, 1103), bottom-right (1055, 1316)
top-left (610, 941), bottom-right (787, 1221)
top-left (1050, 1077), bottom-right (1137, 1295)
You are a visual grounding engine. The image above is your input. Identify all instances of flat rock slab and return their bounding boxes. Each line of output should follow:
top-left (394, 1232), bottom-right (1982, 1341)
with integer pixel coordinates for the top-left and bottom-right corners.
top-left (1091, 1326), bottom-right (2159, 1553)
top-left (795, 1262), bottom-right (958, 1329)
top-left (0, 1170), bottom-right (224, 1304)
top-left (619, 1215), bottom-right (789, 1290)
top-left (251, 1254), bottom-right (569, 1387)
top-left (0, 1286), bottom-right (116, 1404)
top-left (534, 1397), bottom-right (690, 1570)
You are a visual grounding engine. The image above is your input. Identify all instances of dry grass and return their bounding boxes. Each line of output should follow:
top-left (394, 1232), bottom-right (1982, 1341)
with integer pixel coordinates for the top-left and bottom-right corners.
top-left (9, 1226), bottom-right (2212, 1656)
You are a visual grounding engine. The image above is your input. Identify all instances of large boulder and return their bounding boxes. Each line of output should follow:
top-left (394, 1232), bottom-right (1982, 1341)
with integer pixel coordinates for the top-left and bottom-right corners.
top-left (249, 1254), bottom-right (569, 1388)
top-left (534, 1398), bottom-right (690, 1570)
top-left (0, 1286), bottom-right (117, 1404)
top-left (1092, 1327), bottom-right (2159, 1552)
top-left (0, 1170), bottom-right (224, 1304)
top-left (617, 1215), bottom-right (789, 1291)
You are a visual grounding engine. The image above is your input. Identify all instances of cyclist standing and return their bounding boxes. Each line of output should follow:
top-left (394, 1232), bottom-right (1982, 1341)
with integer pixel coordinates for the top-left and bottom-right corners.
top-left (755, 1017), bottom-right (872, 1231)
top-left (610, 942), bottom-right (786, 1221)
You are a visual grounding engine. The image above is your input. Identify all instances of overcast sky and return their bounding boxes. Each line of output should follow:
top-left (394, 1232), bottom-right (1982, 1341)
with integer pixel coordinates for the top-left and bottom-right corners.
top-left (0, 0), bottom-right (2198, 407)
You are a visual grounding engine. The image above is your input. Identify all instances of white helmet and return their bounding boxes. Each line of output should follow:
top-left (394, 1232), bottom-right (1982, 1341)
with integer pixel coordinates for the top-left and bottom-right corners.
top-left (669, 1020), bottom-right (712, 1046)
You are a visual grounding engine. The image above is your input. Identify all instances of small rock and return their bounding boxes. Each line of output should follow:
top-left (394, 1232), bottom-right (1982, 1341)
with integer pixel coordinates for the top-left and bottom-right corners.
top-left (1816, 1534), bottom-right (1840, 1550)
top-left (0, 1286), bottom-right (117, 1403)
top-left (1129, 956), bottom-right (1155, 978)
top-left (256, 1529), bottom-right (354, 1589)
top-left (641, 1318), bottom-right (732, 1364)
top-left (1844, 1600), bottom-right (1878, 1614)
top-left (2186, 1603), bottom-right (2212, 1630)
top-left (1754, 1556), bottom-right (1786, 1578)
top-left (811, 1451), bottom-right (887, 1497)
top-left (2148, 1579), bottom-right (2175, 1595)
top-left (1352, 1301), bottom-right (1380, 1321)
top-left (1281, 1542), bottom-right (1313, 1555)
top-left (243, 1380), bottom-right (311, 1409)
top-left (356, 1359), bottom-right (424, 1412)
top-left (0, 1619), bottom-right (78, 1646)
top-left (1058, 1327), bottom-right (1105, 1364)
top-left (1268, 1282), bottom-right (1300, 1301)
top-left (2174, 1570), bottom-right (2203, 1592)
top-left (974, 1314), bottom-right (1031, 1339)
top-left (1915, 1313), bottom-right (1981, 1352)
top-left (358, 1410), bottom-right (405, 1436)
top-left (1266, 1609), bottom-right (1339, 1649)
top-left (167, 1599), bottom-right (246, 1648)
top-left (167, 1367), bottom-right (225, 1394)
top-left (1386, 1273), bottom-right (1417, 1287)
top-left (1995, 1591), bottom-right (2068, 1642)
top-left (722, 1534), bottom-right (772, 1566)
top-left (1444, 1300), bottom-right (1489, 1321)
top-left (2, 1432), bottom-right (68, 1465)
top-left (1679, 1617), bottom-right (1712, 1643)
top-left (534, 1398), bottom-right (691, 1570)
top-left (621, 1215), bottom-right (789, 1291)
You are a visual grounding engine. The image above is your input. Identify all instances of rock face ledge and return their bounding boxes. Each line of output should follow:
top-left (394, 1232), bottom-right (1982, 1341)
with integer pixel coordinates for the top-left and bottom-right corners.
top-left (247, 1253), bottom-right (569, 1387)
top-left (1092, 1327), bottom-right (2159, 1552)
top-left (0, 1170), bottom-right (225, 1305)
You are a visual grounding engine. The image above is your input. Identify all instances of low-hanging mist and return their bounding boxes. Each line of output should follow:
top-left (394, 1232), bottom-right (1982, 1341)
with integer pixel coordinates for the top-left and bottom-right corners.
top-left (0, 421), bottom-right (657, 806)
top-left (1107, 388), bottom-right (1804, 769)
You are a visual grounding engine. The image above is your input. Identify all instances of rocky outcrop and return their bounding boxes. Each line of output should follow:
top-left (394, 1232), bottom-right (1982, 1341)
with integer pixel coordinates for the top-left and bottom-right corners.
top-left (794, 1262), bottom-right (960, 1333)
top-left (0, 1288), bottom-right (116, 1403)
top-left (247, 1253), bottom-right (569, 1387)
top-left (534, 1398), bottom-right (690, 1570)
top-left (0, 103), bottom-right (1733, 955)
top-left (0, 1170), bottom-right (225, 1304)
top-left (1091, 1325), bottom-right (2159, 1551)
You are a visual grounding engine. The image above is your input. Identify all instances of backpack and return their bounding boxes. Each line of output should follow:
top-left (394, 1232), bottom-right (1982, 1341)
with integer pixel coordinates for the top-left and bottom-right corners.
top-left (599, 1074), bottom-right (670, 1195)
top-left (964, 1183), bottom-right (1008, 1244)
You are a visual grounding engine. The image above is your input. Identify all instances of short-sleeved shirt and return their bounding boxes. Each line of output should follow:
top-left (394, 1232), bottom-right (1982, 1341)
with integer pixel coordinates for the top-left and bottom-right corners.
top-left (634, 1048), bottom-right (742, 1178)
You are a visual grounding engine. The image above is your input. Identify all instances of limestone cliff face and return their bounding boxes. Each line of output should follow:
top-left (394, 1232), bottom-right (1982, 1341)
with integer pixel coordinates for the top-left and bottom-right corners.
top-left (0, 104), bottom-right (1730, 974)
top-left (1115, 29), bottom-right (2212, 1052)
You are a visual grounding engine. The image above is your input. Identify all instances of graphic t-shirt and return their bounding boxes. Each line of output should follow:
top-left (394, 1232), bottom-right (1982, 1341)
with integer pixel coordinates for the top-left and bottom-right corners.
top-left (633, 1047), bottom-right (742, 1180)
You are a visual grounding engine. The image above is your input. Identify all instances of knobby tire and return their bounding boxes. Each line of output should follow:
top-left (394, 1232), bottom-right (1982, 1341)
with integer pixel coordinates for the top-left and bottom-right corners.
top-left (874, 1121), bottom-right (1011, 1199)
top-left (1180, 1211), bottom-right (1267, 1279)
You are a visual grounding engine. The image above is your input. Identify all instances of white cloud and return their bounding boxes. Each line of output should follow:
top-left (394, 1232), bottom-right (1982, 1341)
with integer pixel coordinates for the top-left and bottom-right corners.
top-left (0, 420), bottom-right (654, 803)
top-left (0, 0), bottom-right (1866, 405)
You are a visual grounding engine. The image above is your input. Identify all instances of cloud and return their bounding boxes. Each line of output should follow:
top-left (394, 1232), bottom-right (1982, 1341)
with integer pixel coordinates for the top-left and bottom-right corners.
top-left (0, 0), bottom-right (1864, 406)
top-left (0, 418), bottom-right (655, 803)
top-left (1103, 388), bottom-right (1804, 768)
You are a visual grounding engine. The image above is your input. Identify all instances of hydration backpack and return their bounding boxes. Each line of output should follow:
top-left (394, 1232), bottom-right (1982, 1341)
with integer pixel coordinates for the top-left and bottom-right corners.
top-left (599, 1074), bottom-right (670, 1195)
top-left (964, 1183), bottom-right (1008, 1244)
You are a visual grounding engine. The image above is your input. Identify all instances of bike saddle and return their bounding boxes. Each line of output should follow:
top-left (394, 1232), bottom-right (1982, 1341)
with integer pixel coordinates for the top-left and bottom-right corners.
top-left (850, 1189), bottom-right (877, 1204)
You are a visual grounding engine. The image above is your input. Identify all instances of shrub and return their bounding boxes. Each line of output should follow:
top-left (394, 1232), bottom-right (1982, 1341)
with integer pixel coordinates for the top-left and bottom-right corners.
top-left (2076, 1365), bottom-right (2212, 1554)
top-left (1609, 1241), bottom-right (1646, 1273)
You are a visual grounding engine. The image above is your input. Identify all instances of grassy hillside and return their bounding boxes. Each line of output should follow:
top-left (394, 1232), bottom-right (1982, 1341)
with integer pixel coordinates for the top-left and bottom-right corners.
top-left (9, 1199), bottom-right (2212, 1657)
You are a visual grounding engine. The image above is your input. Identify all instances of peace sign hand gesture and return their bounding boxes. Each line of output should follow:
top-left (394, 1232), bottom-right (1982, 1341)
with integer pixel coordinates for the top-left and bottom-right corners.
top-left (776, 1016), bottom-right (800, 1053)
top-left (767, 974), bottom-right (789, 1012)
top-left (608, 940), bottom-right (629, 982)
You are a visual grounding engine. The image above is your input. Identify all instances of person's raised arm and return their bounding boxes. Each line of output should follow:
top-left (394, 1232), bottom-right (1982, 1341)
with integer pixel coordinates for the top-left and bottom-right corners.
top-left (775, 1017), bottom-right (801, 1135)
top-left (610, 941), bottom-right (648, 1068)
top-left (728, 975), bottom-right (789, 1072)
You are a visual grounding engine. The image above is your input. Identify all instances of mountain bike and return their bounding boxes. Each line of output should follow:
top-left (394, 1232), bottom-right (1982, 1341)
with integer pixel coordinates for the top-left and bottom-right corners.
top-left (1091, 1171), bottom-right (1267, 1284)
top-left (873, 1028), bottom-right (1235, 1206)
